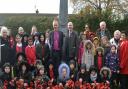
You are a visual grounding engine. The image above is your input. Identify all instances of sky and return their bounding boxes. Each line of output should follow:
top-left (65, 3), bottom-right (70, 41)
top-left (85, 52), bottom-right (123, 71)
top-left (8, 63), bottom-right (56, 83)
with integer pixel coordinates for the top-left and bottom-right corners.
top-left (0, 0), bottom-right (73, 14)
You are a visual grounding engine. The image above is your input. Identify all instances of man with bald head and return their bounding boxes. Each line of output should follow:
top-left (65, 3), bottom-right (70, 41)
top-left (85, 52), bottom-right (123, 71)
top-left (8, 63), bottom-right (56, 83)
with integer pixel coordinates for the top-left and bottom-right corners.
top-left (63, 22), bottom-right (79, 63)
top-left (96, 21), bottom-right (111, 40)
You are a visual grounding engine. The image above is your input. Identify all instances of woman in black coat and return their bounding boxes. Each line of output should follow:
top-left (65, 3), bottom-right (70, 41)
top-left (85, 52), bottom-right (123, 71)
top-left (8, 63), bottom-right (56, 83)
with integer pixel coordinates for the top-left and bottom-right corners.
top-left (36, 33), bottom-right (50, 68)
top-left (0, 27), bottom-right (15, 67)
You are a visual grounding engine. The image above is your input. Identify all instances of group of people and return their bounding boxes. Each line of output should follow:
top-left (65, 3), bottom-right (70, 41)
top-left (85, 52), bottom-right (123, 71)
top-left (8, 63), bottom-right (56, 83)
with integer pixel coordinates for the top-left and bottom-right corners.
top-left (0, 18), bottom-right (128, 89)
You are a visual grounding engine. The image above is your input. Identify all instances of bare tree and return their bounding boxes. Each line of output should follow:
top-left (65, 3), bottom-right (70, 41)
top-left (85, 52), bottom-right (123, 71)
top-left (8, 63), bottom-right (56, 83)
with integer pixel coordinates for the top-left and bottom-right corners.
top-left (70, 0), bottom-right (128, 18)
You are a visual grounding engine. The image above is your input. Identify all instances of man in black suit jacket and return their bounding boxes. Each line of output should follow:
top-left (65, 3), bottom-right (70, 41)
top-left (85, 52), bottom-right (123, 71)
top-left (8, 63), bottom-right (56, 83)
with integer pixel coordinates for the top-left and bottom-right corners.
top-left (63, 22), bottom-right (79, 64)
top-left (49, 19), bottom-right (64, 78)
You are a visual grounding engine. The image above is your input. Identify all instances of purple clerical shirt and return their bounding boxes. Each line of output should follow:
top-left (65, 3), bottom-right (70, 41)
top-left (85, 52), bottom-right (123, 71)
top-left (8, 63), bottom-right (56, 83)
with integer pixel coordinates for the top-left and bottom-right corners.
top-left (53, 31), bottom-right (60, 50)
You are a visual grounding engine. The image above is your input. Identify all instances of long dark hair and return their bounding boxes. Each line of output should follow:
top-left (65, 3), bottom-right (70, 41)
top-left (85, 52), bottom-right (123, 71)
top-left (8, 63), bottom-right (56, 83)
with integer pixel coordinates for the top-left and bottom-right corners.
top-left (39, 33), bottom-right (45, 44)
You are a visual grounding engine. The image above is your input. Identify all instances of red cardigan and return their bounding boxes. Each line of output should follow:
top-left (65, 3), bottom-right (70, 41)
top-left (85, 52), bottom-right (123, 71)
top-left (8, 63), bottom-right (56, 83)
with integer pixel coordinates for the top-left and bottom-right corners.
top-left (25, 45), bottom-right (36, 65)
top-left (119, 40), bottom-right (128, 74)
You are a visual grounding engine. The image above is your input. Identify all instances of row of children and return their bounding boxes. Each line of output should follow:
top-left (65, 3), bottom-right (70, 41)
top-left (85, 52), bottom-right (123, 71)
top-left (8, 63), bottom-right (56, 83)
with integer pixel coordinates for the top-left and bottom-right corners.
top-left (0, 60), bottom-right (111, 89)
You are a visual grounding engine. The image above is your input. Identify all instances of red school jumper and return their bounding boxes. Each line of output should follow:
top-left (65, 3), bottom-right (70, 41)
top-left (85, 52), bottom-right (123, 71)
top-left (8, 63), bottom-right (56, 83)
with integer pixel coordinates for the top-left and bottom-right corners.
top-left (25, 45), bottom-right (36, 65)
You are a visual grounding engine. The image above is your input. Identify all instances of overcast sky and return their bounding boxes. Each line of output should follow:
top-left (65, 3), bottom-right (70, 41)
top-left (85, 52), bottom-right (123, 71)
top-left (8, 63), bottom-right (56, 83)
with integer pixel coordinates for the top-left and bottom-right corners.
top-left (0, 0), bottom-right (73, 14)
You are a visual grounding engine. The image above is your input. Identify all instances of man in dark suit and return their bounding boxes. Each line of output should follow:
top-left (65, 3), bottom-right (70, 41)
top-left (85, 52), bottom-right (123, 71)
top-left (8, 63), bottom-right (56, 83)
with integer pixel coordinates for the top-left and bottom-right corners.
top-left (49, 18), bottom-right (64, 78)
top-left (63, 22), bottom-right (79, 64)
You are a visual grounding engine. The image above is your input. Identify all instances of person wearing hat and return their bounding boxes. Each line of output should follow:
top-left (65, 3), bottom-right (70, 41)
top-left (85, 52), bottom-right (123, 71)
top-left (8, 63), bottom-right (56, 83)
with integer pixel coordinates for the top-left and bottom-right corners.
top-left (94, 47), bottom-right (105, 72)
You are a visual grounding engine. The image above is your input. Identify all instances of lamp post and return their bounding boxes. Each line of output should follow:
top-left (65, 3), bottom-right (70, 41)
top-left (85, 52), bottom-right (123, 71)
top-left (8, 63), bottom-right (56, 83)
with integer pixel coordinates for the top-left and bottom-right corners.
top-left (59, 0), bottom-right (68, 35)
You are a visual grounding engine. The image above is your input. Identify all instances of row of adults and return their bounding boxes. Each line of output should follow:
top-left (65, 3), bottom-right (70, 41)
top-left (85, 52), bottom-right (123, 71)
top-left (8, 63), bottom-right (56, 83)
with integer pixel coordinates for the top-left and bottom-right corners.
top-left (0, 18), bottom-right (128, 89)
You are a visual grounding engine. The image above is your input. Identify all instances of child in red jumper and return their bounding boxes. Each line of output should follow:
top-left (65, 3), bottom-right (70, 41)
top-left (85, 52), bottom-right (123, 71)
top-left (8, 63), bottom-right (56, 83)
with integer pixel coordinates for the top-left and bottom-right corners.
top-left (25, 37), bottom-right (36, 65)
top-left (15, 34), bottom-right (23, 54)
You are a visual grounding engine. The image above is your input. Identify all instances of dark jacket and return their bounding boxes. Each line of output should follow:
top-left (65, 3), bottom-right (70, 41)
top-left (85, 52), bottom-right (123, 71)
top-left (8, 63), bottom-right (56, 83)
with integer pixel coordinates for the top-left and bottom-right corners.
top-left (0, 37), bottom-right (14, 67)
top-left (0, 72), bottom-right (15, 89)
top-left (49, 30), bottom-right (64, 51)
top-left (96, 28), bottom-right (111, 40)
top-left (86, 73), bottom-right (101, 83)
top-left (105, 52), bottom-right (119, 73)
top-left (94, 54), bottom-right (105, 71)
top-left (17, 71), bottom-right (32, 83)
top-left (63, 30), bottom-right (79, 60)
top-left (77, 72), bottom-right (88, 82)
top-left (70, 68), bottom-right (77, 82)
top-left (0, 72), bottom-right (11, 83)
top-left (36, 43), bottom-right (50, 64)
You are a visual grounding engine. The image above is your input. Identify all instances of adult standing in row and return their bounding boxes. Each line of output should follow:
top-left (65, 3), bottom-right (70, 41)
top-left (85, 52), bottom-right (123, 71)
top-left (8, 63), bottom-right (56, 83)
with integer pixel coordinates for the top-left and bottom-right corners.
top-left (49, 18), bottom-right (64, 78)
top-left (63, 22), bottom-right (79, 63)
top-left (0, 26), bottom-right (15, 67)
top-left (96, 21), bottom-right (111, 40)
top-left (119, 31), bottom-right (128, 89)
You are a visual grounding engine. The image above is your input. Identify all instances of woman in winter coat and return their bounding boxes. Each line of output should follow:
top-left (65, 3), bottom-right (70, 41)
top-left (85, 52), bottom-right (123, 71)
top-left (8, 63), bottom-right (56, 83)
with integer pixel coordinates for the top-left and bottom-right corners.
top-left (81, 40), bottom-right (94, 71)
top-left (36, 33), bottom-right (50, 67)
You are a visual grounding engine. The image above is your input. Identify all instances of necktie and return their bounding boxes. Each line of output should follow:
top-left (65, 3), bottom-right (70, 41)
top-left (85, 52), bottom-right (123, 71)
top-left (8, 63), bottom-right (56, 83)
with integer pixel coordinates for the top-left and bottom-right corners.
top-left (69, 31), bottom-right (71, 37)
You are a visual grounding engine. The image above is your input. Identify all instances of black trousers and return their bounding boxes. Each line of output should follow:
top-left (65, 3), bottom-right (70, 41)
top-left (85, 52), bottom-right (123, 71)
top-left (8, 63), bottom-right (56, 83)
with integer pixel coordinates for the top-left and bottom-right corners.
top-left (51, 50), bottom-right (62, 78)
top-left (120, 74), bottom-right (128, 89)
